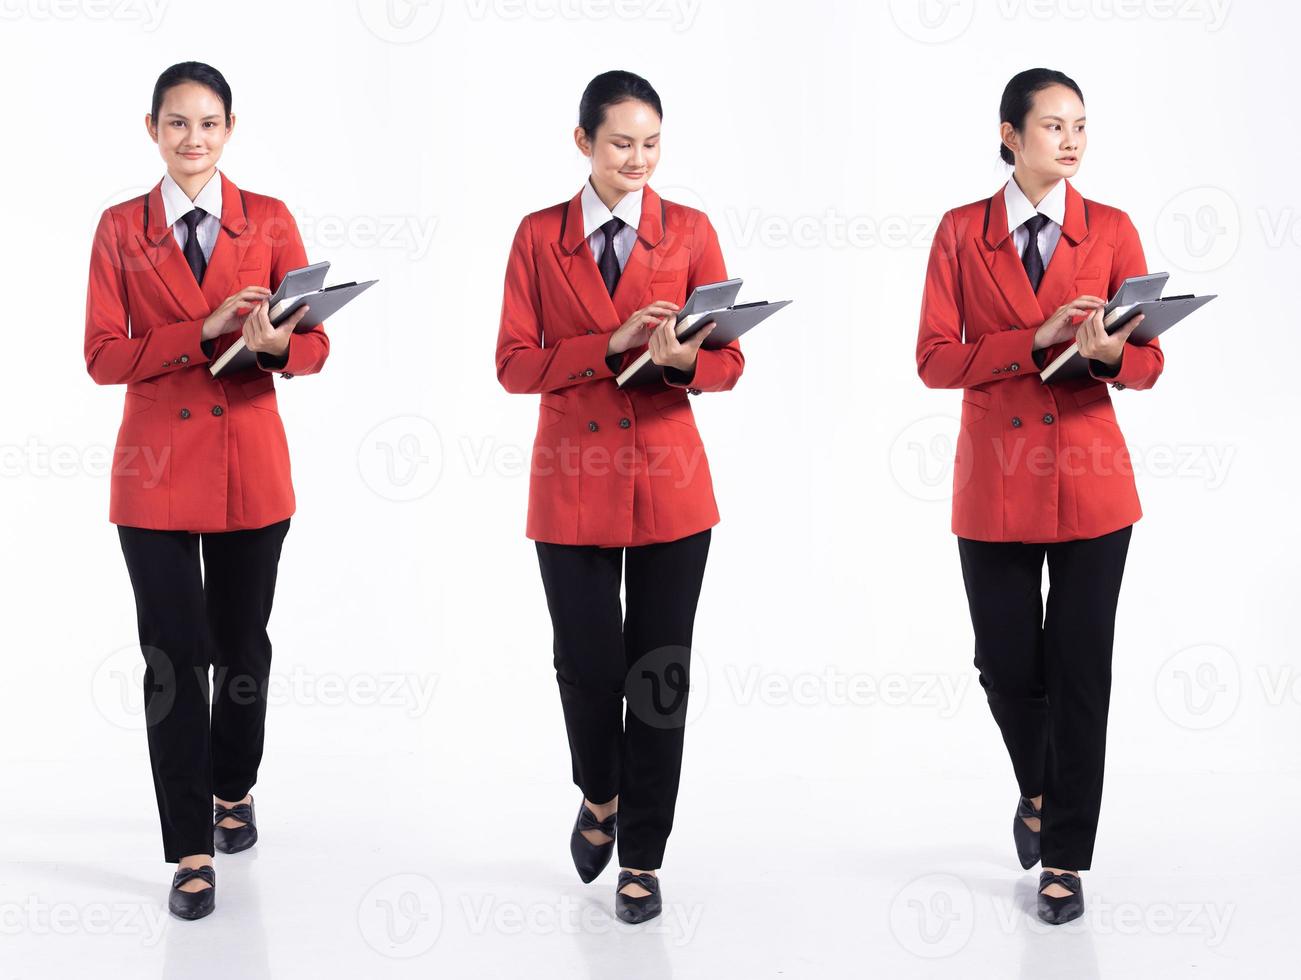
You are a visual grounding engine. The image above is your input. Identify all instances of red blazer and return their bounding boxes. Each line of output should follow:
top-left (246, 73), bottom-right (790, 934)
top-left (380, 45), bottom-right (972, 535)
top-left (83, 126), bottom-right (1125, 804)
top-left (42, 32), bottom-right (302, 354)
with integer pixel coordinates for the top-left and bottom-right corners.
top-left (496, 184), bottom-right (743, 547)
top-left (85, 173), bottom-right (328, 532)
top-left (916, 180), bottom-right (1164, 543)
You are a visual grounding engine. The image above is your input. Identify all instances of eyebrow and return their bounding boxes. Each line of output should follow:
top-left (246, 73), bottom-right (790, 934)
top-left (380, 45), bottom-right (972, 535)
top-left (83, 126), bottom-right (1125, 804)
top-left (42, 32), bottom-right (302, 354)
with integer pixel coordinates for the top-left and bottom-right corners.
top-left (163, 112), bottom-right (224, 120)
top-left (1040, 114), bottom-right (1086, 123)
top-left (609, 132), bottom-right (661, 140)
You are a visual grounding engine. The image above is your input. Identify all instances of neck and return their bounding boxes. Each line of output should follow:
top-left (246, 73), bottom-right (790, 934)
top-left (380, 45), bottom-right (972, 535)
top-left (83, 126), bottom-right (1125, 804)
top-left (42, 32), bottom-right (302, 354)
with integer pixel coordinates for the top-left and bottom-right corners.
top-left (589, 175), bottom-right (628, 213)
top-left (1011, 169), bottom-right (1060, 209)
top-left (169, 167), bottom-right (217, 201)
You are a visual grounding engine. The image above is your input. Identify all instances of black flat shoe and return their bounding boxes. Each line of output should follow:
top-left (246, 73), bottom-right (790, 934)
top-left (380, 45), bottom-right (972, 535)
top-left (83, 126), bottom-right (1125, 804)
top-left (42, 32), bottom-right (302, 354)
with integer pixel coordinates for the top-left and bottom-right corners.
top-left (168, 864), bottom-right (216, 920)
top-left (214, 797), bottom-right (257, 854)
top-left (1013, 796), bottom-right (1041, 870)
top-left (1037, 871), bottom-right (1084, 925)
top-left (615, 871), bottom-right (662, 924)
top-left (570, 800), bottom-right (616, 883)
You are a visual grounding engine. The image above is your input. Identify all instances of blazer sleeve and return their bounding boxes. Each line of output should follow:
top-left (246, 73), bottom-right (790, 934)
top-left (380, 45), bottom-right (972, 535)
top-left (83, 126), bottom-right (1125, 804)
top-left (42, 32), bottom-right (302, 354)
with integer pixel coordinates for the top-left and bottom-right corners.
top-left (1086, 210), bottom-right (1164, 390)
top-left (915, 210), bottom-right (1042, 389)
top-left (256, 201), bottom-right (330, 377)
top-left (84, 209), bottom-right (212, 385)
top-left (663, 212), bottom-right (745, 392)
top-left (495, 214), bottom-right (621, 394)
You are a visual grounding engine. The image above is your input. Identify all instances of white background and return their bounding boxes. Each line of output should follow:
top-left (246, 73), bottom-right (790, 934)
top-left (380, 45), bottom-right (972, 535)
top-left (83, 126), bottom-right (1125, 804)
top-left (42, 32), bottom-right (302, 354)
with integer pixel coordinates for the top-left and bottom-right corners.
top-left (0, 0), bottom-right (1293, 976)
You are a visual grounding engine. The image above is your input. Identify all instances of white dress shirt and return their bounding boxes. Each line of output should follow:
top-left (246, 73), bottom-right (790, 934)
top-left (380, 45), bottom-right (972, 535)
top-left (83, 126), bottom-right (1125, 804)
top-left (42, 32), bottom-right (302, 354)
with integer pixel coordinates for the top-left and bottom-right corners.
top-left (161, 169), bottom-right (222, 262)
top-left (581, 178), bottom-right (641, 271)
top-left (1004, 176), bottom-right (1065, 269)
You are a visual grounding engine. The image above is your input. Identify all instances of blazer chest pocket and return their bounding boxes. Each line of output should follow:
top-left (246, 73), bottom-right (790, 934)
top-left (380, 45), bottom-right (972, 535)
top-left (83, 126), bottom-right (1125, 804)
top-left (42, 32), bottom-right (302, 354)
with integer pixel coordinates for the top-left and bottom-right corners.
top-left (124, 380), bottom-right (158, 416)
top-left (241, 374), bottom-right (279, 413)
top-left (237, 260), bottom-right (268, 288)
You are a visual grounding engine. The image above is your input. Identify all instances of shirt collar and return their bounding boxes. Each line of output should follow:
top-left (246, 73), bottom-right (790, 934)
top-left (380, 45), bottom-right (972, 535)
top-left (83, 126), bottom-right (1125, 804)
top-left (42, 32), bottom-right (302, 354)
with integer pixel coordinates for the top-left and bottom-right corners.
top-left (580, 178), bottom-right (642, 239)
top-left (161, 169), bottom-right (223, 227)
top-left (1003, 175), bottom-right (1066, 232)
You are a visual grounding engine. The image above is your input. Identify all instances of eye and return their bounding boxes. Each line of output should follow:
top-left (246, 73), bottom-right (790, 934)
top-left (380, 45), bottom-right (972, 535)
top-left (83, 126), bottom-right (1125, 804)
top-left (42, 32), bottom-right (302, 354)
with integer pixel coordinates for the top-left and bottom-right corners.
top-left (615, 143), bottom-right (631, 149)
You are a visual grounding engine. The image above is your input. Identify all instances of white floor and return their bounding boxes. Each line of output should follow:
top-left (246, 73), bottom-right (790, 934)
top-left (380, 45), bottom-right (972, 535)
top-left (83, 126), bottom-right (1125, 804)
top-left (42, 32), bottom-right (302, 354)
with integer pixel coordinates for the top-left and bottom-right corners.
top-left (2, 754), bottom-right (1292, 978)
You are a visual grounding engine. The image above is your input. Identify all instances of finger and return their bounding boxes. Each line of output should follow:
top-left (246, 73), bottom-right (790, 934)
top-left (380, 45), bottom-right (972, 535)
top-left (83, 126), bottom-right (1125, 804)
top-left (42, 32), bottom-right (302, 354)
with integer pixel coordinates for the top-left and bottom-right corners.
top-left (1116, 313), bottom-right (1144, 340)
top-left (686, 323), bottom-right (717, 349)
top-left (284, 304), bottom-right (311, 330)
top-left (1073, 295), bottom-right (1106, 307)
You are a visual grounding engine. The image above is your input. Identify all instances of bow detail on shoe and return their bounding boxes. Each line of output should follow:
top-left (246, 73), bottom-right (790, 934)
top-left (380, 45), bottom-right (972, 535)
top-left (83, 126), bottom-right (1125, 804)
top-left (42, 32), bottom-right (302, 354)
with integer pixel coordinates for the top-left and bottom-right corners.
top-left (213, 802), bottom-right (253, 824)
top-left (172, 865), bottom-right (215, 889)
top-left (576, 805), bottom-right (616, 837)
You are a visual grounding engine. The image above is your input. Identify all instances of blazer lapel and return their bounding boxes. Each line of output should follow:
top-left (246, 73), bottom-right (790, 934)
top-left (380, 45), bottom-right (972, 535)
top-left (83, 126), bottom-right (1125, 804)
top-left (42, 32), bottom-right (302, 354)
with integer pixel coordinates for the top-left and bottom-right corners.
top-left (135, 180), bottom-right (210, 322)
top-left (198, 172), bottom-right (253, 311)
top-left (975, 186), bottom-right (1045, 330)
top-left (553, 189), bottom-right (618, 332)
top-left (1034, 180), bottom-right (1098, 317)
top-left (550, 184), bottom-right (668, 332)
top-left (610, 185), bottom-right (666, 323)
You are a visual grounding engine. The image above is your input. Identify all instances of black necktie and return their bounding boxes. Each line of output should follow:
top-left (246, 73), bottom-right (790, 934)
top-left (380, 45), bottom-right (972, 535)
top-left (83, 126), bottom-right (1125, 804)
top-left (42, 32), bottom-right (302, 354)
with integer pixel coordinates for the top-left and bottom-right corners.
top-left (1020, 213), bottom-right (1050, 293)
top-left (597, 217), bottom-right (624, 296)
top-left (181, 208), bottom-right (208, 285)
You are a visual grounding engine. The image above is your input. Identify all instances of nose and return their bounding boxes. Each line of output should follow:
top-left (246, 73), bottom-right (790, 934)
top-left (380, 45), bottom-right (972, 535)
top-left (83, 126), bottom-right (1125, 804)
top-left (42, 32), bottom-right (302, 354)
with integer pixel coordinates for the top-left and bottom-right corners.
top-left (630, 145), bottom-right (646, 167)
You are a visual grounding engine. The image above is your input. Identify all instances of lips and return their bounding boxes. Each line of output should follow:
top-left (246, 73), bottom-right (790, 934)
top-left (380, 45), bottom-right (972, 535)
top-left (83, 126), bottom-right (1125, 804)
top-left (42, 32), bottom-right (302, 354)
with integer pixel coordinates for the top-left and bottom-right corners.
top-left (1057, 157), bottom-right (1078, 164)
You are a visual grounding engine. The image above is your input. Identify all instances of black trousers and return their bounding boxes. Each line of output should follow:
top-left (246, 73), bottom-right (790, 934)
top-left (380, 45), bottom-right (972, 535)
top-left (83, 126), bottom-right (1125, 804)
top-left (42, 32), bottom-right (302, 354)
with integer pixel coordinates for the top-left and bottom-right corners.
top-left (956, 524), bottom-right (1132, 870)
top-left (117, 518), bottom-right (290, 863)
top-left (535, 528), bottom-right (711, 871)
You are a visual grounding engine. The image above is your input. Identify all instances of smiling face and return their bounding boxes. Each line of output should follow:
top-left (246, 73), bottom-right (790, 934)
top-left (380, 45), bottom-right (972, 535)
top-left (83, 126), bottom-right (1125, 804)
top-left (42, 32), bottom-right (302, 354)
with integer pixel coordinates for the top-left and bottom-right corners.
top-left (146, 81), bottom-right (234, 181)
top-left (1001, 83), bottom-right (1086, 182)
top-left (574, 98), bottom-right (661, 202)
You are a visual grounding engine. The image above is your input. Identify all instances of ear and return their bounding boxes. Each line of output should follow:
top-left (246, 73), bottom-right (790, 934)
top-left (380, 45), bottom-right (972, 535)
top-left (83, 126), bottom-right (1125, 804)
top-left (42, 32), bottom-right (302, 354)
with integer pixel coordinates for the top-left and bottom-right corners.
top-left (145, 113), bottom-right (158, 144)
top-left (999, 121), bottom-right (1019, 159)
top-left (225, 112), bottom-right (236, 138)
top-left (573, 126), bottom-right (592, 159)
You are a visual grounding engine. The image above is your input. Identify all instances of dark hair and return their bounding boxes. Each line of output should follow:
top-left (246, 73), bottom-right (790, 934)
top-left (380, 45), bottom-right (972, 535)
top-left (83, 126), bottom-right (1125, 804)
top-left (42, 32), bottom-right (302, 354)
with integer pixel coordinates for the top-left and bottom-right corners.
top-left (151, 61), bottom-right (233, 125)
top-left (998, 68), bottom-right (1083, 165)
top-left (578, 70), bottom-right (662, 140)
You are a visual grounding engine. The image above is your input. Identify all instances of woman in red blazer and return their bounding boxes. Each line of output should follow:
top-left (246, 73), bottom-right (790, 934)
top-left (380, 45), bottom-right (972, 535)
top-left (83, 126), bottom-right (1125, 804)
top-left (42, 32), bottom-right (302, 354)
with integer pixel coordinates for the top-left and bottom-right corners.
top-left (84, 62), bottom-right (327, 920)
top-left (915, 69), bottom-right (1162, 926)
top-left (496, 70), bottom-right (742, 924)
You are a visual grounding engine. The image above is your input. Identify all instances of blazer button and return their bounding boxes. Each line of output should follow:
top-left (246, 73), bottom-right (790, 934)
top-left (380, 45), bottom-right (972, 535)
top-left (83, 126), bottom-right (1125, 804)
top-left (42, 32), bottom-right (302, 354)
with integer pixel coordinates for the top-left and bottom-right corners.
top-left (172, 358), bottom-right (181, 364)
top-left (583, 368), bottom-right (595, 377)
top-left (163, 361), bottom-right (171, 368)
top-left (992, 367), bottom-right (1001, 375)
top-left (281, 372), bottom-right (294, 379)
top-left (180, 354), bottom-right (190, 363)
top-left (1113, 382), bottom-right (1126, 390)
top-left (1009, 362), bottom-right (1020, 372)
top-left (588, 420), bottom-right (599, 432)
top-left (585, 329), bottom-right (596, 335)
top-left (619, 417), bottom-right (631, 429)
top-left (568, 373), bottom-right (576, 380)
top-left (688, 388), bottom-right (702, 396)
top-left (1042, 413), bottom-right (1054, 424)
top-left (1010, 416), bottom-right (1022, 428)
top-left (179, 408), bottom-right (191, 419)
top-left (211, 405), bottom-right (223, 417)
